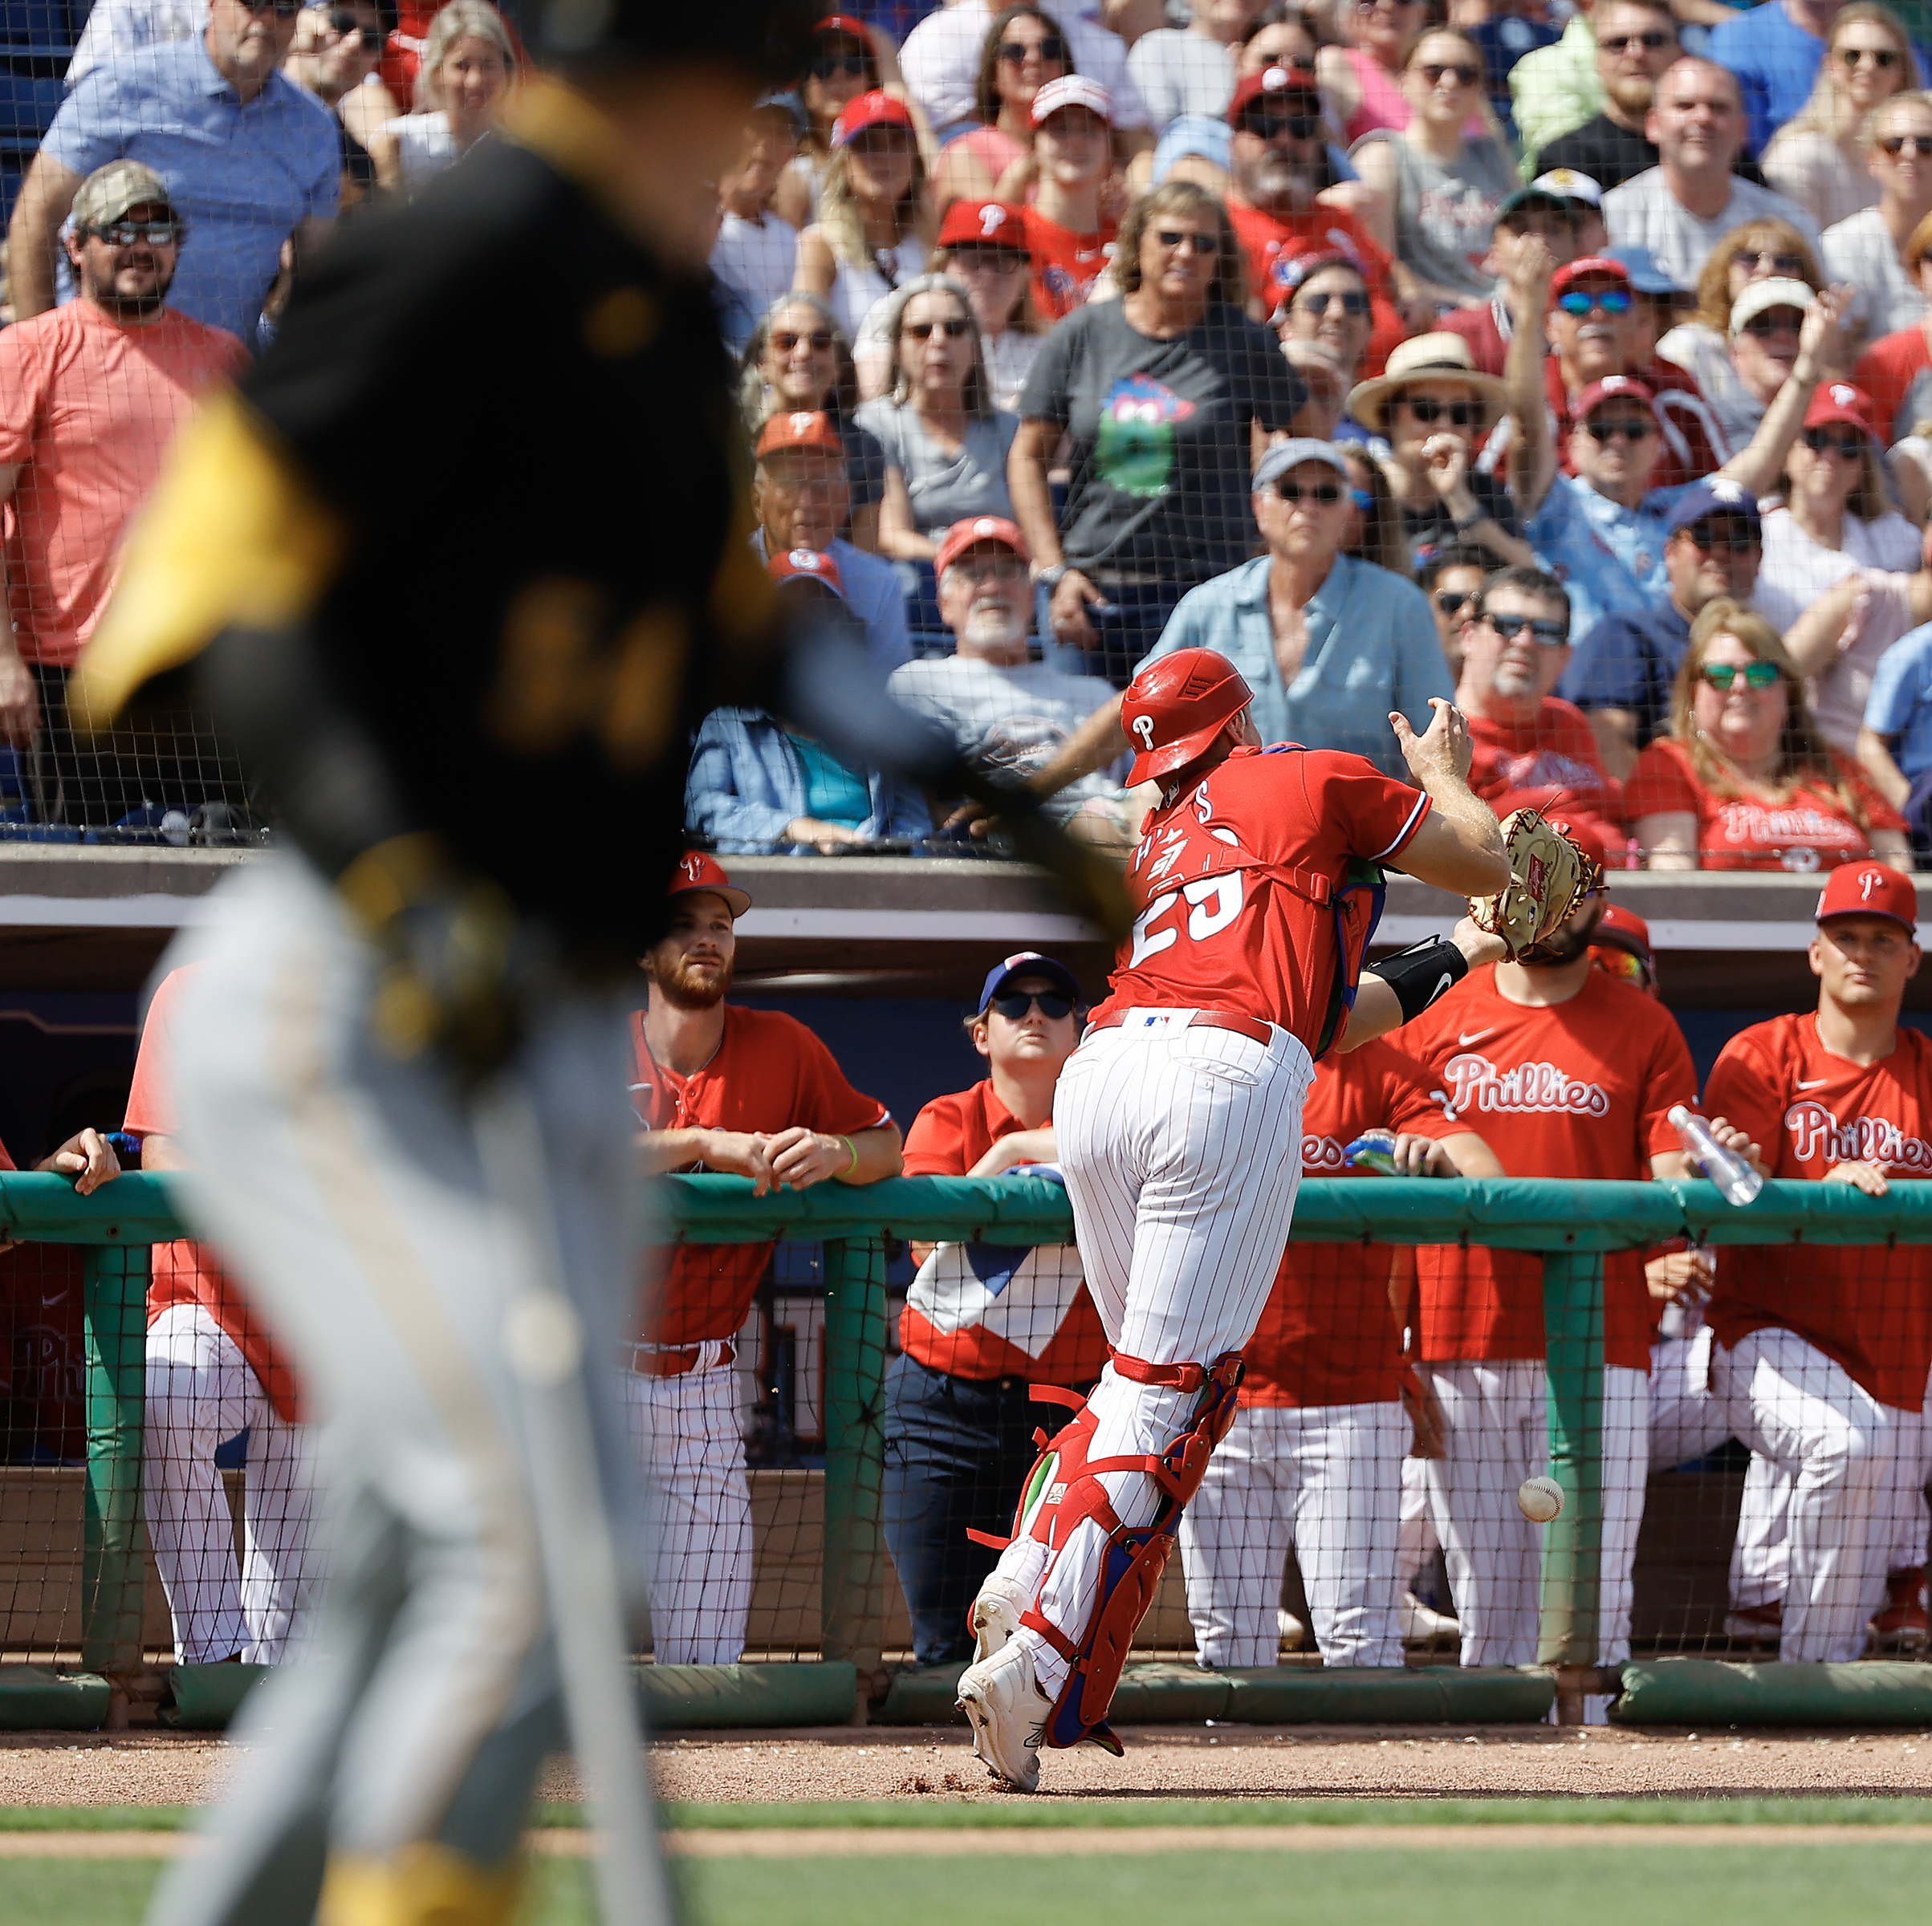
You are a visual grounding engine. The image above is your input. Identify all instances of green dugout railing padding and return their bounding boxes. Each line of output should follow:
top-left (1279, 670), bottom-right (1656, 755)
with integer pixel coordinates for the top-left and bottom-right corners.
top-left (5, 1171), bottom-right (1932, 1730)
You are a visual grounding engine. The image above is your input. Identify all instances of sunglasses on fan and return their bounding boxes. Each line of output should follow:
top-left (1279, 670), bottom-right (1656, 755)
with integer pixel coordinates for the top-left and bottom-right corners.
top-left (1698, 660), bottom-right (1781, 691)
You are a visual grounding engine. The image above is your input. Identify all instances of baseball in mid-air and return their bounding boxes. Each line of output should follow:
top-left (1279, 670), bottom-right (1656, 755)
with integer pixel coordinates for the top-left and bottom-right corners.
top-left (1518, 1476), bottom-right (1565, 1523)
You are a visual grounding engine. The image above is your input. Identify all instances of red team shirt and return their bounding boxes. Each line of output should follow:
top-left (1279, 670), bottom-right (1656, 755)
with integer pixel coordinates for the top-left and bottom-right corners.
top-left (1398, 966), bottom-right (1698, 1370)
top-left (1243, 1037), bottom-right (1451, 1408)
top-left (1466, 700), bottom-right (1623, 839)
top-left (1019, 207), bottom-right (1118, 321)
top-left (123, 967), bottom-right (302, 1422)
top-left (1224, 201), bottom-right (1405, 378)
top-left (899, 1079), bottom-right (1109, 1385)
top-left (632, 1006), bottom-right (891, 1347)
top-left (1625, 739), bottom-right (1906, 872)
top-left (1703, 1014), bottom-right (1932, 1411)
top-left (1093, 744), bottom-right (1431, 1050)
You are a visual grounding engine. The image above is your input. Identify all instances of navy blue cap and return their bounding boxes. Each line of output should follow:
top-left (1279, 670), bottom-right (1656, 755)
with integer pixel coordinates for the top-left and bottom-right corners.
top-left (1664, 477), bottom-right (1761, 535)
top-left (977, 950), bottom-right (1082, 1016)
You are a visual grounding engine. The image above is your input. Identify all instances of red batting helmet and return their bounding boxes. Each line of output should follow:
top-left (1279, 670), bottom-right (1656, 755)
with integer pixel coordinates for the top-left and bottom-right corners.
top-left (1120, 648), bottom-right (1255, 785)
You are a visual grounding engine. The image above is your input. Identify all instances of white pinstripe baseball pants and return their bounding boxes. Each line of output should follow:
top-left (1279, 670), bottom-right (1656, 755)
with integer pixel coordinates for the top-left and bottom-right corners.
top-left (1180, 1399), bottom-right (1407, 1668)
top-left (991, 1014), bottom-right (1313, 1699)
top-left (143, 1304), bottom-right (321, 1666)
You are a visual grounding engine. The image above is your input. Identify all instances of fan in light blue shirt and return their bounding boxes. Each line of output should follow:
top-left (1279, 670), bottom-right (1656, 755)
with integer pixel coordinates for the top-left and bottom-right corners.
top-left (1138, 441), bottom-right (1452, 777)
top-left (33, 26), bottom-right (338, 345)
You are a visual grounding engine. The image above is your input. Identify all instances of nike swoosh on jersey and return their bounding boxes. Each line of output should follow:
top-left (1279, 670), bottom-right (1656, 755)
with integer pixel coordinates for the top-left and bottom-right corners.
top-left (1458, 1028), bottom-right (1496, 1046)
top-left (1795, 1078), bottom-right (1829, 1089)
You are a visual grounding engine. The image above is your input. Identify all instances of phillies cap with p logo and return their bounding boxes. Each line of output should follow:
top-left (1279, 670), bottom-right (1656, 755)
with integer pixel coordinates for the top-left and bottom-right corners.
top-left (667, 851), bottom-right (752, 919)
top-left (1815, 863), bottom-right (1918, 932)
top-left (976, 949), bottom-right (1084, 1016)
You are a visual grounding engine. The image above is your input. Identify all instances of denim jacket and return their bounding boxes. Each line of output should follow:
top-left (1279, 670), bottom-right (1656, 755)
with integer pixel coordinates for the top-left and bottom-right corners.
top-left (685, 707), bottom-right (932, 853)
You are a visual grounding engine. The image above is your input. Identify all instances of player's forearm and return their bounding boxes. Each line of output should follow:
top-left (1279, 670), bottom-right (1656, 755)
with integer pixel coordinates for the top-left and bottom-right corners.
top-left (843, 1122), bottom-right (903, 1184)
top-left (1405, 779), bottom-right (1511, 895)
top-left (637, 1127), bottom-right (714, 1174)
top-left (1029, 693), bottom-right (1127, 798)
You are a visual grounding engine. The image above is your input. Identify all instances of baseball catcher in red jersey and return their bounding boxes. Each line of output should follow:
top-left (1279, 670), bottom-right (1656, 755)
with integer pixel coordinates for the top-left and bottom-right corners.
top-left (955, 647), bottom-right (1514, 1790)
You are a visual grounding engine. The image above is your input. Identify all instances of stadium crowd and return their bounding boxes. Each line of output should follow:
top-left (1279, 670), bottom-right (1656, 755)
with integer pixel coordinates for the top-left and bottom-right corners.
top-left (0, 0), bottom-right (1926, 1704)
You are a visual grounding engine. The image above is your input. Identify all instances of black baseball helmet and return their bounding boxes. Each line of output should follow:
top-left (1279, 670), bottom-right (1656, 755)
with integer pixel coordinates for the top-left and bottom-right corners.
top-left (536, 0), bottom-right (816, 79)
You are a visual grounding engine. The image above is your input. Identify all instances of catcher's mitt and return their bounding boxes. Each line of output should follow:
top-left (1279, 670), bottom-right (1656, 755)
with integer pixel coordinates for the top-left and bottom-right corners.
top-left (1467, 808), bottom-right (1601, 960)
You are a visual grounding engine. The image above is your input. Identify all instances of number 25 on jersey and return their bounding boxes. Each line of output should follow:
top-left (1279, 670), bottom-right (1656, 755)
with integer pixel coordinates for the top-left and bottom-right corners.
top-left (1128, 872), bottom-right (1247, 969)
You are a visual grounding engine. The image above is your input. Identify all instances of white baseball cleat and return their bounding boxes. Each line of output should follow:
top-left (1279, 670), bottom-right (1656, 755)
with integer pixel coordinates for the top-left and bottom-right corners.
top-left (970, 1575), bottom-right (1027, 1662)
top-left (956, 1638), bottom-right (1050, 1793)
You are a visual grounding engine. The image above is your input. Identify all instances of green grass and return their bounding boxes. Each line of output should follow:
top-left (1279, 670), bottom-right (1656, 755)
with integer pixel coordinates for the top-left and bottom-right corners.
top-left (11, 1794), bottom-right (1932, 1834)
top-left (8, 1846), bottom-right (1932, 1926)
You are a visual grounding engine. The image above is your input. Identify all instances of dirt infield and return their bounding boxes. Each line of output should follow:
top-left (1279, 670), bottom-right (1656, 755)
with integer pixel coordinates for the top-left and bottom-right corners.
top-left (3, 1725), bottom-right (1930, 1809)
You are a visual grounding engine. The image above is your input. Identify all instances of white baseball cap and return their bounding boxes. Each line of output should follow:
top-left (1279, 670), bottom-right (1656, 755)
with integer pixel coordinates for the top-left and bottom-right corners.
top-left (1729, 277), bottom-right (1815, 339)
top-left (1031, 75), bottom-right (1112, 128)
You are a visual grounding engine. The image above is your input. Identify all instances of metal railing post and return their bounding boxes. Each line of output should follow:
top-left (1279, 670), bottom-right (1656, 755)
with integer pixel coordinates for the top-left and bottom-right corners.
top-left (1538, 1251), bottom-right (1605, 1686)
top-left (82, 1242), bottom-right (149, 1676)
top-left (820, 1236), bottom-right (888, 1689)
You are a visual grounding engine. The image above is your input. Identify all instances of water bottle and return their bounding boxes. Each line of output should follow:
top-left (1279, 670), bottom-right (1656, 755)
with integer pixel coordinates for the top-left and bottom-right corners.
top-left (1344, 1129), bottom-right (1403, 1177)
top-left (1668, 1105), bottom-right (1763, 1207)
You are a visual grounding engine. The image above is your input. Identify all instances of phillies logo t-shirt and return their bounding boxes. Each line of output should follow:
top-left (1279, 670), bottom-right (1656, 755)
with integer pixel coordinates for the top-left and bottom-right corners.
top-left (1095, 374), bottom-right (1196, 498)
top-left (1400, 965), bottom-right (1698, 1367)
top-left (1704, 1013), bottom-right (1932, 1409)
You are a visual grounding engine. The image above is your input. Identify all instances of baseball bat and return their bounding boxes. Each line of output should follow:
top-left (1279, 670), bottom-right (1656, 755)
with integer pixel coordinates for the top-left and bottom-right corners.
top-left (473, 1084), bottom-right (674, 1926)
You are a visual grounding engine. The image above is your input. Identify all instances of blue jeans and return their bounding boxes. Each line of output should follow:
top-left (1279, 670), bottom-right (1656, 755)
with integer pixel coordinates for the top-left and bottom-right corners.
top-left (883, 1354), bottom-right (1068, 1668)
top-left (1034, 579), bottom-right (1190, 689)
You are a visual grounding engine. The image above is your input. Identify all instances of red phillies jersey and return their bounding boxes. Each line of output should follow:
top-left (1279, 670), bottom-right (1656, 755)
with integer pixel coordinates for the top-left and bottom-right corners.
top-left (1466, 698), bottom-right (1624, 837)
top-left (898, 1079), bottom-right (1108, 1385)
top-left (124, 967), bottom-right (302, 1423)
top-left (1703, 1014), bottom-right (1932, 1410)
top-left (1853, 322), bottom-right (1932, 444)
top-left (1400, 966), bottom-right (1697, 1370)
top-left (1091, 744), bottom-right (1431, 1052)
top-left (1225, 200), bottom-right (1405, 379)
top-left (1244, 1037), bottom-right (1450, 1408)
top-left (1019, 207), bottom-right (1118, 321)
top-left (634, 1005), bottom-right (892, 1346)
top-left (1625, 738), bottom-right (1906, 872)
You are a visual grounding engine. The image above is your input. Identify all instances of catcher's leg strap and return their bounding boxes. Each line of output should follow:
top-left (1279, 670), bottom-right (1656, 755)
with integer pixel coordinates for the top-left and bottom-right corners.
top-left (1017, 1352), bottom-right (1245, 1752)
top-left (962, 1384), bottom-right (1092, 1551)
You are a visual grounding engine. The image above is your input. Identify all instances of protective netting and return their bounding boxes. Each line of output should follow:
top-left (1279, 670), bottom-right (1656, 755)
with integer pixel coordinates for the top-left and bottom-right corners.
top-left (8, 1213), bottom-right (1922, 1680)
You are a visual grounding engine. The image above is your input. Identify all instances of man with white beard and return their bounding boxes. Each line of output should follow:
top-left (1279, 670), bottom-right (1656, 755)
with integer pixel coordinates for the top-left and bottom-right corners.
top-left (888, 517), bottom-right (1146, 849)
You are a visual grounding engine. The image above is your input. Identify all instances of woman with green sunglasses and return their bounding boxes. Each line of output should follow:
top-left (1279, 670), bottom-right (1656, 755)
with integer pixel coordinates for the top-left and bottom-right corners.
top-left (1627, 598), bottom-right (1910, 872)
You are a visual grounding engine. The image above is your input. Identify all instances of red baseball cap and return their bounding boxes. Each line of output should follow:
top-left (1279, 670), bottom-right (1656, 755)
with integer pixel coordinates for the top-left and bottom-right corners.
top-left (1121, 648), bottom-right (1254, 786)
top-left (1593, 901), bottom-right (1653, 964)
top-left (814, 14), bottom-right (869, 36)
top-left (1572, 374), bottom-right (1659, 421)
top-left (1804, 380), bottom-right (1874, 435)
top-left (938, 197), bottom-right (1027, 250)
top-left (832, 90), bottom-right (914, 148)
top-left (1030, 75), bottom-right (1112, 127)
top-left (755, 408), bottom-right (844, 458)
top-left (1228, 63), bottom-right (1321, 124)
top-left (933, 514), bottom-right (1030, 576)
top-left (1550, 255), bottom-right (1632, 303)
top-left (767, 547), bottom-right (847, 598)
top-left (1816, 861), bottom-right (1918, 932)
top-left (668, 851), bottom-right (752, 920)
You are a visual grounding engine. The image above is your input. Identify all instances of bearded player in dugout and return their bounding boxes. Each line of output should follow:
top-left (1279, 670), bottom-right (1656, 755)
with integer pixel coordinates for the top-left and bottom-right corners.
top-left (66, 6), bottom-right (1135, 1924)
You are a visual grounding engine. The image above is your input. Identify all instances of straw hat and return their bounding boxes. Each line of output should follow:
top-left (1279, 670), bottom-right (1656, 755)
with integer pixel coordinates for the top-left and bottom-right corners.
top-left (1347, 331), bottom-right (1512, 436)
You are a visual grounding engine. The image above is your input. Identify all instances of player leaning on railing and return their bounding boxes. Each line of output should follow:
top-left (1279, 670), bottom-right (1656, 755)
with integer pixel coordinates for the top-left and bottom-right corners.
top-left (954, 648), bottom-right (1543, 1793)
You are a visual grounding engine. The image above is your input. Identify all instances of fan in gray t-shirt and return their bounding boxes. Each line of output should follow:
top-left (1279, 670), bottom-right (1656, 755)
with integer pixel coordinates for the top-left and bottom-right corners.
top-left (886, 514), bottom-right (1137, 839)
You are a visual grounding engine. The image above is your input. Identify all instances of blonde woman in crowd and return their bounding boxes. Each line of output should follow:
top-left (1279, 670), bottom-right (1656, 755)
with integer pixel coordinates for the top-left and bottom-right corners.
top-left (369, 0), bottom-right (514, 201)
top-left (796, 90), bottom-right (936, 368)
top-left (1763, 2), bottom-right (1922, 233)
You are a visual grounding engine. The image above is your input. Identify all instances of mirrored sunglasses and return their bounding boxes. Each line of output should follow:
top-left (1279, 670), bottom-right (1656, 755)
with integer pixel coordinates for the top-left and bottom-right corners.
top-left (1556, 287), bottom-right (1634, 316)
top-left (1698, 660), bottom-right (1782, 691)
